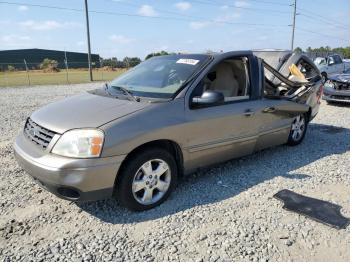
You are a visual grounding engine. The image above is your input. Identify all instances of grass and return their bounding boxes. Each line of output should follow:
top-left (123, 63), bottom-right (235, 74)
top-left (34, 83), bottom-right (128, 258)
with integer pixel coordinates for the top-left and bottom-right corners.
top-left (0, 69), bottom-right (126, 87)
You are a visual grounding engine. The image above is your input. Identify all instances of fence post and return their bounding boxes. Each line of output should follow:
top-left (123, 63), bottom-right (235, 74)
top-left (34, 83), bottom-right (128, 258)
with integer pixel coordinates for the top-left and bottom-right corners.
top-left (5, 65), bottom-right (9, 87)
top-left (100, 57), bottom-right (103, 81)
top-left (23, 59), bottom-right (31, 86)
top-left (64, 50), bottom-right (69, 84)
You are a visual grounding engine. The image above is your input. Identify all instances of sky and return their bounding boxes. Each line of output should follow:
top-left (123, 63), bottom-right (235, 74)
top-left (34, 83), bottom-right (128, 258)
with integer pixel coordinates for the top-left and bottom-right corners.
top-left (0, 0), bottom-right (349, 60)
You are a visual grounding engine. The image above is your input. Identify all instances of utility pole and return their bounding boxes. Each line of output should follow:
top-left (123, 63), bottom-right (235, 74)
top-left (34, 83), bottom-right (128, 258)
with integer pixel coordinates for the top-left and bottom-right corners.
top-left (290, 0), bottom-right (297, 51)
top-left (84, 0), bottom-right (93, 81)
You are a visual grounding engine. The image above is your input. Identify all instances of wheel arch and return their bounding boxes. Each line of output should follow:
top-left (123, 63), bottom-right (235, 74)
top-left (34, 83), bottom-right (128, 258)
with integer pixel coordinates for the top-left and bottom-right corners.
top-left (306, 106), bottom-right (312, 122)
top-left (114, 139), bottom-right (184, 188)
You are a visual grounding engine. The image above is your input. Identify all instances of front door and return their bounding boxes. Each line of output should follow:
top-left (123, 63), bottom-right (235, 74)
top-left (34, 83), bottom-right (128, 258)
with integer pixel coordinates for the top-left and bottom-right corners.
top-left (183, 56), bottom-right (262, 169)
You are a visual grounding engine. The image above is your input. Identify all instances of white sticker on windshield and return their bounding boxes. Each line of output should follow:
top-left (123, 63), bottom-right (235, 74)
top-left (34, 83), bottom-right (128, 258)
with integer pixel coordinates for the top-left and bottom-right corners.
top-left (176, 59), bottom-right (200, 65)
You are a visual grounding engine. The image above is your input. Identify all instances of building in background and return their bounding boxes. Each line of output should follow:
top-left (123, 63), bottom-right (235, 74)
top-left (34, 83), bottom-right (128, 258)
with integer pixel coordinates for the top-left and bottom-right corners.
top-left (0, 48), bottom-right (100, 70)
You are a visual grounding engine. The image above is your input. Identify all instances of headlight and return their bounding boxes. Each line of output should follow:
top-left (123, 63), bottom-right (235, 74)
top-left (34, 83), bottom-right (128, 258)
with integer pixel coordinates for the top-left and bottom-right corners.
top-left (324, 80), bottom-right (334, 89)
top-left (52, 129), bottom-right (104, 158)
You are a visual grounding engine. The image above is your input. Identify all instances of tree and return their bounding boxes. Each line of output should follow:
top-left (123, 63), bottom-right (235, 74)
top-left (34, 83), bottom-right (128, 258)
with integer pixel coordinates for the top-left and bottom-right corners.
top-left (145, 50), bottom-right (169, 60)
top-left (7, 65), bottom-right (15, 72)
top-left (294, 47), bottom-right (303, 53)
top-left (101, 57), bottom-right (118, 68)
top-left (123, 57), bottom-right (141, 67)
top-left (40, 58), bottom-right (59, 72)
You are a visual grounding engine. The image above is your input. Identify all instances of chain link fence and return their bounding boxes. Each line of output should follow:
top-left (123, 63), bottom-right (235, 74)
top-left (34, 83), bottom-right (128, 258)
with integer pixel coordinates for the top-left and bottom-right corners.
top-left (0, 60), bottom-right (126, 87)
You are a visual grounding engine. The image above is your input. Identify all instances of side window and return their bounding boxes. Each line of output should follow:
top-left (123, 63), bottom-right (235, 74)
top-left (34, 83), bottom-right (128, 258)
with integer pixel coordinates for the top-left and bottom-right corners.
top-left (198, 57), bottom-right (250, 102)
top-left (328, 56), bottom-right (335, 65)
top-left (334, 55), bottom-right (342, 64)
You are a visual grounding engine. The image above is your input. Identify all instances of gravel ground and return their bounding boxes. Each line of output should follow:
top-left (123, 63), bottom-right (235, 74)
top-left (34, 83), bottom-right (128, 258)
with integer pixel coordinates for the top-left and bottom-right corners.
top-left (1, 83), bottom-right (350, 262)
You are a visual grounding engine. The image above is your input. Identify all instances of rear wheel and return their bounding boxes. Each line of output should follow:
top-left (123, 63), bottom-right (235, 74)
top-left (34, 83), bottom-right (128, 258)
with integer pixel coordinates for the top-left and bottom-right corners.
top-left (115, 148), bottom-right (178, 211)
top-left (287, 114), bottom-right (308, 146)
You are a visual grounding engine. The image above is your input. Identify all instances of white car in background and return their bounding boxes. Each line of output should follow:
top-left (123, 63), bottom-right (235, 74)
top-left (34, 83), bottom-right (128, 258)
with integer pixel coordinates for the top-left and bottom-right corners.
top-left (314, 54), bottom-right (350, 82)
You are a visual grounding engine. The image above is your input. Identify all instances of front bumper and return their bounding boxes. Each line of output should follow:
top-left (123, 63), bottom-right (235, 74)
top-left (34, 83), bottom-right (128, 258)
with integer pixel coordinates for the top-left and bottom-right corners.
top-left (323, 87), bottom-right (350, 103)
top-left (14, 132), bottom-right (126, 201)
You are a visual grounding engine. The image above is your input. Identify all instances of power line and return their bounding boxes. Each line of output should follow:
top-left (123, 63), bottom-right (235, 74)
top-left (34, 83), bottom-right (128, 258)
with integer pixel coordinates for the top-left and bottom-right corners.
top-left (103, 0), bottom-right (287, 22)
top-left (297, 7), bottom-right (350, 29)
top-left (299, 13), bottom-right (349, 31)
top-left (296, 27), bottom-right (348, 42)
top-left (243, 0), bottom-right (291, 6)
top-left (0, 0), bottom-right (348, 48)
top-left (102, 0), bottom-right (207, 20)
top-left (189, 0), bottom-right (291, 14)
top-left (0, 1), bottom-right (289, 27)
top-left (198, 0), bottom-right (290, 7)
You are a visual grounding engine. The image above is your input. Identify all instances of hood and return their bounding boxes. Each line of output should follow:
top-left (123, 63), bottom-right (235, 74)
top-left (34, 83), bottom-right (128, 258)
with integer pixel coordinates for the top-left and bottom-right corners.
top-left (328, 74), bottom-right (350, 83)
top-left (31, 92), bottom-right (150, 134)
top-left (316, 64), bottom-right (327, 70)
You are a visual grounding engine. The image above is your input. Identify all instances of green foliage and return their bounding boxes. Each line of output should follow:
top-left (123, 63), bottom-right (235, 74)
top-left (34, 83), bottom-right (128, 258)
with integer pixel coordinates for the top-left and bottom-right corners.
top-left (293, 47), bottom-right (303, 53)
top-left (102, 57), bottom-right (118, 68)
top-left (102, 56), bottom-right (141, 68)
top-left (145, 50), bottom-right (169, 60)
top-left (7, 65), bottom-right (15, 72)
top-left (123, 57), bottom-right (141, 67)
top-left (297, 46), bottom-right (350, 58)
top-left (40, 58), bottom-right (59, 71)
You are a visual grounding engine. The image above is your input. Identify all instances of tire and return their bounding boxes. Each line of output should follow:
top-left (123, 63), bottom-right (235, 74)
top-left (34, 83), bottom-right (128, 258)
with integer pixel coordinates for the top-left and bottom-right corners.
top-left (321, 72), bottom-right (327, 83)
top-left (287, 113), bottom-right (308, 146)
top-left (115, 147), bottom-right (178, 211)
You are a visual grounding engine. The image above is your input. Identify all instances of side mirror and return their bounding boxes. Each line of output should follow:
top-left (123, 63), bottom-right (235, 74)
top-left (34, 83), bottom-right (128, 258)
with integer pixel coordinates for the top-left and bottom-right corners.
top-left (192, 90), bottom-right (224, 107)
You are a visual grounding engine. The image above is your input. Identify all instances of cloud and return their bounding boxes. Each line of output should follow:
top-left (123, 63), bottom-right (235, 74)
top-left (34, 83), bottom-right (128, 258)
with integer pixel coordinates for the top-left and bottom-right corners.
top-left (175, 2), bottom-right (192, 11)
top-left (189, 21), bottom-right (211, 30)
top-left (234, 1), bottom-right (250, 8)
top-left (138, 5), bottom-right (157, 17)
top-left (76, 41), bottom-right (85, 46)
top-left (109, 34), bottom-right (134, 44)
top-left (0, 20), bottom-right (10, 25)
top-left (190, 10), bottom-right (240, 30)
top-left (19, 20), bottom-right (81, 31)
top-left (0, 34), bottom-right (31, 47)
top-left (215, 12), bottom-right (241, 23)
top-left (18, 5), bottom-right (28, 11)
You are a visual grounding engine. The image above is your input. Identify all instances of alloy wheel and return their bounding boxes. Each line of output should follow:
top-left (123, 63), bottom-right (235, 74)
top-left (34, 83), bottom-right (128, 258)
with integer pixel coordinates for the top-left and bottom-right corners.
top-left (132, 159), bottom-right (171, 205)
top-left (291, 115), bottom-right (306, 142)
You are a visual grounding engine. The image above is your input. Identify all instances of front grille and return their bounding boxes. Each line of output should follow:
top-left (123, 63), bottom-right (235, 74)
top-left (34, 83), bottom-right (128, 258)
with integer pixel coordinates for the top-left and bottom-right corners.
top-left (24, 118), bottom-right (56, 149)
top-left (331, 95), bottom-right (350, 101)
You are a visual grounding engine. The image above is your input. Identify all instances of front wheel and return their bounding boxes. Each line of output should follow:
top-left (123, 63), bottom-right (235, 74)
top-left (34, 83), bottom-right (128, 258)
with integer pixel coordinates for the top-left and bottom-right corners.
top-left (287, 114), bottom-right (308, 146)
top-left (115, 148), bottom-right (178, 211)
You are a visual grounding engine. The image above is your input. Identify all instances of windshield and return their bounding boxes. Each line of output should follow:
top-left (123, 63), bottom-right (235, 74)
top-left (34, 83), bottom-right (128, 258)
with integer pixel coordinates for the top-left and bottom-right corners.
top-left (110, 55), bottom-right (209, 98)
top-left (314, 57), bottom-right (326, 65)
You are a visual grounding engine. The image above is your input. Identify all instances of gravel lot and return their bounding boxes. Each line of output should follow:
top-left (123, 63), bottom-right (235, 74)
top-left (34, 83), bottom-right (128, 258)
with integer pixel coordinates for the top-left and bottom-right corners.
top-left (1, 83), bottom-right (350, 262)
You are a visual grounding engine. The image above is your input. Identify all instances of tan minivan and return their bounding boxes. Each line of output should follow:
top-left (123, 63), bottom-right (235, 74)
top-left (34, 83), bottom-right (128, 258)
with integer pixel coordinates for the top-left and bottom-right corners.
top-left (14, 50), bottom-right (322, 210)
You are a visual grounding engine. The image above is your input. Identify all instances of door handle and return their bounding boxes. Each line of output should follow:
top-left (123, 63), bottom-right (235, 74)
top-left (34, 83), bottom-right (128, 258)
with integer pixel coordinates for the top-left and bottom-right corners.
top-left (263, 106), bottom-right (276, 113)
top-left (244, 109), bottom-right (254, 117)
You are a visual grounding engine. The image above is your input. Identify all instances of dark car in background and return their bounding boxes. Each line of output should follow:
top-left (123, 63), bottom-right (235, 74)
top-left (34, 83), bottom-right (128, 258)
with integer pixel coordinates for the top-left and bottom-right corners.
top-left (323, 68), bottom-right (350, 104)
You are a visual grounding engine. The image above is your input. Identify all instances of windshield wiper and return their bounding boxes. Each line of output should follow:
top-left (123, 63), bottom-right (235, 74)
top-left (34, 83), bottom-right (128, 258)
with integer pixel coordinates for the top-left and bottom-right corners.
top-left (111, 85), bottom-right (140, 102)
top-left (104, 83), bottom-right (117, 98)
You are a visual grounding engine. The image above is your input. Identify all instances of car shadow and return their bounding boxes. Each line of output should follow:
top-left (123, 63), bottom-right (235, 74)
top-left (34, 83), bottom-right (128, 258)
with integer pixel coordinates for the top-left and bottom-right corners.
top-left (326, 101), bottom-right (350, 108)
top-left (77, 123), bottom-right (350, 224)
